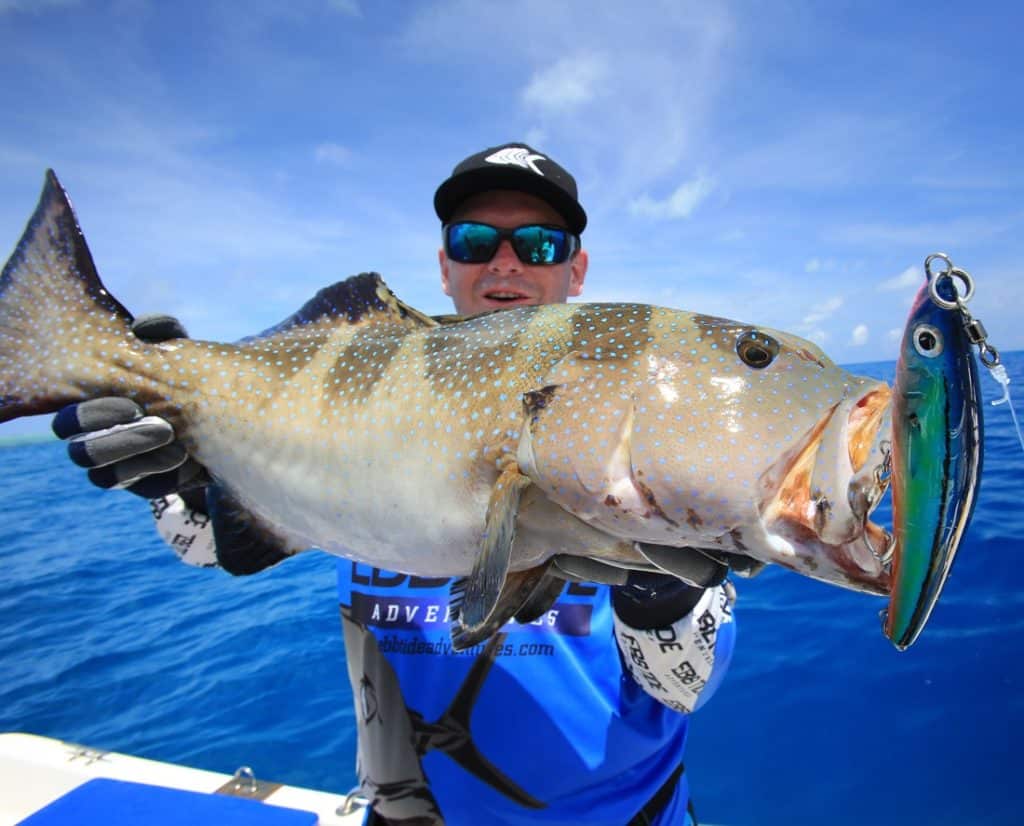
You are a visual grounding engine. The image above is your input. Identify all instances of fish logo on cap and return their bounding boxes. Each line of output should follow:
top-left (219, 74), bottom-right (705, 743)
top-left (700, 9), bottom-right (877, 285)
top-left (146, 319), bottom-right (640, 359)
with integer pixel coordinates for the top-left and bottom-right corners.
top-left (484, 147), bottom-right (546, 176)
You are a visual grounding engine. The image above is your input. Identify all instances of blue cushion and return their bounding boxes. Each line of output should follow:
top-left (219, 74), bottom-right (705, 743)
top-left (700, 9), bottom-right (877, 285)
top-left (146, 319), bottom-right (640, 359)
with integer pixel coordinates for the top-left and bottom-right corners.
top-left (18, 777), bottom-right (319, 825)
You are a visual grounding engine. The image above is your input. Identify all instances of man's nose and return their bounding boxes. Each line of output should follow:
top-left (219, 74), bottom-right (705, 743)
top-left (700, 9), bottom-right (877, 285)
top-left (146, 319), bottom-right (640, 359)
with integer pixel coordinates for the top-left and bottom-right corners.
top-left (487, 240), bottom-right (522, 273)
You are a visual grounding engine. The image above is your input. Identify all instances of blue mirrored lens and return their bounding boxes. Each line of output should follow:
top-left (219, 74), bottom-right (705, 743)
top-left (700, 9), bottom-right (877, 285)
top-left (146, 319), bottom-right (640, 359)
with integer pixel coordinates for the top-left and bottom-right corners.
top-left (510, 226), bottom-right (570, 264)
top-left (446, 223), bottom-right (501, 263)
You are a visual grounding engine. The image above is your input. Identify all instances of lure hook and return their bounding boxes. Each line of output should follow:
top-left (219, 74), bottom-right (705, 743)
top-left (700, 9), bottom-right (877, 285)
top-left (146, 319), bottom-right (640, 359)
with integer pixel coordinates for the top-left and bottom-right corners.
top-left (863, 523), bottom-right (896, 566)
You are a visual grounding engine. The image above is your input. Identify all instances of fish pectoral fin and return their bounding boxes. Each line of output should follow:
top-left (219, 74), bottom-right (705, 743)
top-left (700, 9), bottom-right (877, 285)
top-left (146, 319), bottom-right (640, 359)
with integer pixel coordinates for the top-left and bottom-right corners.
top-left (206, 483), bottom-right (300, 575)
top-left (512, 563), bottom-right (567, 624)
top-left (719, 551), bottom-right (767, 578)
top-left (635, 542), bottom-right (729, 588)
top-left (450, 564), bottom-right (553, 651)
top-left (550, 554), bottom-right (629, 585)
top-left (450, 463), bottom-right (534, 649)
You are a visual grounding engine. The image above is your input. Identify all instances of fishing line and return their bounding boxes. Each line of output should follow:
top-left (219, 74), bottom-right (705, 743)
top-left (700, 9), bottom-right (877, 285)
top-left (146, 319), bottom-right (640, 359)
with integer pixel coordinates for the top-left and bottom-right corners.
top-left (987, 363), bottom-right (1024, 451)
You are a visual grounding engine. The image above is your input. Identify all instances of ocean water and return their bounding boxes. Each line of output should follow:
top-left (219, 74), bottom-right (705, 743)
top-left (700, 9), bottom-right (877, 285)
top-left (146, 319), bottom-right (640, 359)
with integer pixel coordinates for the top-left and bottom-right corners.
top-left (1, 351), bottom-right (1022, 826)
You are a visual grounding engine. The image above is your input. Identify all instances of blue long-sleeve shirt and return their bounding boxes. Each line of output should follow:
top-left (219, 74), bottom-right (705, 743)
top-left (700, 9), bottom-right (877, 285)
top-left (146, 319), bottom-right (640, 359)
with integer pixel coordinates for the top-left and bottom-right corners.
top-left (337, 561), bottom-right (736, 825)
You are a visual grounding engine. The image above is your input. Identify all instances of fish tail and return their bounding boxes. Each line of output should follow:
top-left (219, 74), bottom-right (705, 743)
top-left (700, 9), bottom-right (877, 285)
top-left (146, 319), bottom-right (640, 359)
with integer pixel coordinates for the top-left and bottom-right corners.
top-left (0, 170), bottom-right (134, 423)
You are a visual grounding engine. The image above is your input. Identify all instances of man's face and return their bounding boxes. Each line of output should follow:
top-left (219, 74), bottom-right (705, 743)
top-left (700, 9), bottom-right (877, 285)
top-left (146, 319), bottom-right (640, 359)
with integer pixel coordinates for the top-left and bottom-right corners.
top-left (439, 190), bottom-right (588, 315)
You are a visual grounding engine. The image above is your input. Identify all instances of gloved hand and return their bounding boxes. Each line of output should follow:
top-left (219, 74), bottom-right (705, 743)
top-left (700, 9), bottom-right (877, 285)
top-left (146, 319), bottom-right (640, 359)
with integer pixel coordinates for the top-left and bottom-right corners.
top-left (51, 314), bottom-right (209, 501)
top-left (611, 545), bottom-right (729, 630)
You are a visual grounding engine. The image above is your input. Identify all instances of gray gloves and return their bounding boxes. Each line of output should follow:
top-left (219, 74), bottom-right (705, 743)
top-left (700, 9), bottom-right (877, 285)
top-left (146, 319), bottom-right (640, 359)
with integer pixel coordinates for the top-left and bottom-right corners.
top-left (51, 314), bottom-right (208, 502)
top-left (612, 554), bottom-right (727, 630)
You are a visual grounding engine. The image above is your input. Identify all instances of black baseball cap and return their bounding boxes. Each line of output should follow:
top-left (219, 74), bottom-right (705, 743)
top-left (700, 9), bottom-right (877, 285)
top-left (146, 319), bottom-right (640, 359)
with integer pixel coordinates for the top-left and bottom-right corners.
top-left (434, 142), bottom-right (587, 235)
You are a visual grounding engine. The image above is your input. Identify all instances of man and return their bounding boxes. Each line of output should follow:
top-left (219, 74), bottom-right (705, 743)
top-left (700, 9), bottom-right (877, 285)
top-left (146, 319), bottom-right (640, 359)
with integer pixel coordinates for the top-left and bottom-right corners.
top-left (54, 143), bottom-right (736, 825)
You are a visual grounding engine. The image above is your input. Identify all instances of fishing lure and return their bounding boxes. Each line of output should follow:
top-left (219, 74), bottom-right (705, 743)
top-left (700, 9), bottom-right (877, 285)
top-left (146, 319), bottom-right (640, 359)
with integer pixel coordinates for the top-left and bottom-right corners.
top-left (884, 253), bottom-right (1010, 649)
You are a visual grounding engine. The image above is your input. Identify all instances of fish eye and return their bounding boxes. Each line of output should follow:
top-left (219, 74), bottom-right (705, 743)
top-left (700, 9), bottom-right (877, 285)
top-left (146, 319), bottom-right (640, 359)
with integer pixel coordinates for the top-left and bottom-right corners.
top-left (736, 331), bottom-right (779, 369)
top-left (913, 324), bottom-right (943, 358)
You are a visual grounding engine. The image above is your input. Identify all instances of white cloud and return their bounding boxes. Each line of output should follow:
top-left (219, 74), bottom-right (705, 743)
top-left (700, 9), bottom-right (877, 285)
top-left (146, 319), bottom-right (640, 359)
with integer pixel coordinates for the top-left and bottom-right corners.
top-left (3, 0), bottom-right (1018, 376)
top-left (827, 214), bottom-right (1022, 247)
top-left (521, 53), bottom-right (609, 112)
top-left (629, 174), bottom-right (715, 220)
top-left (719, 112), bottom-right (914, 191)
top-left (0, 0), bottom-right (77, 13)
top-left (802, 295), bottom-right (844, 326)
top-left (328, 0), bottom-right (362, 16)
top-left (849, 324), bottom-right (869, 346)
top-left (878, 264), bottom-right (922, 291)
top-left (401, 2), bottom-right (734, 208)
top-left (523, 127), bottom-right (547, 149)
top-left (910, 173), bottom-right (1015, 190)
top-left (314, 142), bottom-right (353, 166)
top-left (887, 327), bottom-right (903, 342)
top-left (804, 257), bottom-right (841, 274)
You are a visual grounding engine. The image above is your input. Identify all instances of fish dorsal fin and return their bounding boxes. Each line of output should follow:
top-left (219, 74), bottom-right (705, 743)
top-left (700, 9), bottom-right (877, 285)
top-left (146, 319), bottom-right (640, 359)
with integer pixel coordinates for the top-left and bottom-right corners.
top-left (430, 309), bottom-right (505, 326)
top-left (263, 272), bottom-right (438, 335)
top-left (430, 313), bottom-right (471, 326)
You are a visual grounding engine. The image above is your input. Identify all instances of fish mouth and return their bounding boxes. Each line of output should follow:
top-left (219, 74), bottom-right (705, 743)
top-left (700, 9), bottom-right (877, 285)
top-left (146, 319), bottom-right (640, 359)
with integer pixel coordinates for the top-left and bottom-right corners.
top-left (759, 381), bottom-right (894, 594)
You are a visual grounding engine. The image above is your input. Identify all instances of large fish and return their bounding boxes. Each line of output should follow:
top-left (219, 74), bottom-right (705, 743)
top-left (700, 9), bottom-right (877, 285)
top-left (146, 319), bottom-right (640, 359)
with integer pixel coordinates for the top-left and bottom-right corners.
top-left (886, 261), bottom-right (983, 649)
top-left (1, 171), bottom-right (900, 648)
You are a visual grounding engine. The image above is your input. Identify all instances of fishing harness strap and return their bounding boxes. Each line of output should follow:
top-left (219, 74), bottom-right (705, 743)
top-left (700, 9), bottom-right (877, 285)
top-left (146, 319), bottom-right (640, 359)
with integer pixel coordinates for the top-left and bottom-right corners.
top-left (627, 762), bottom-right (694, 825)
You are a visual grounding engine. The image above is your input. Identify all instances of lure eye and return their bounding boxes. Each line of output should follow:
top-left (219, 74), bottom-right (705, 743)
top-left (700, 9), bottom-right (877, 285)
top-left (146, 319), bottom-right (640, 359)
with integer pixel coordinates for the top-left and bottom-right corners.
top-left (736, 331), bottom-right (779, 369)
top-left (913, 324), bottom-right (944, 358)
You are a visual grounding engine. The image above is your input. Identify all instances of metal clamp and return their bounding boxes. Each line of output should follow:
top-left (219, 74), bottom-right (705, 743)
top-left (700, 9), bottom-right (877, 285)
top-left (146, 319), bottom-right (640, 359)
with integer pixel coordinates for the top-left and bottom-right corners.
top-left (336, 786), bottom-right (371, 816)
top-left (215, 766), bottom-right (282, 800)
top-left (923, 253), bottom-right (1000, 366)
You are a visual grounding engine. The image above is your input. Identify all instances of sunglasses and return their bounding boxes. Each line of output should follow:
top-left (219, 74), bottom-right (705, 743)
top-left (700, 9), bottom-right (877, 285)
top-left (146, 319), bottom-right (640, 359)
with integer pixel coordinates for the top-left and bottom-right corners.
top-left (443, 222), bottom-right (579, 265)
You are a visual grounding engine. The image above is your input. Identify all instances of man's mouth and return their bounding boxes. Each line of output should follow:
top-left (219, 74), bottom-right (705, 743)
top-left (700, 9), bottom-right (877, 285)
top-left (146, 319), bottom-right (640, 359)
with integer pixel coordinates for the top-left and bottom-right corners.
top-left (482, 290), bottom-right (533, 304)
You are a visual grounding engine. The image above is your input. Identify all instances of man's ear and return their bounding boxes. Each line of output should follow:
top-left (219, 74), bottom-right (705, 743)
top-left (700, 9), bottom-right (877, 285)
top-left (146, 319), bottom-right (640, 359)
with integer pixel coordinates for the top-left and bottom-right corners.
top-left (439, 247), bottom-right (452, 296)
top-left (568, 248), bottom-right (589, 297)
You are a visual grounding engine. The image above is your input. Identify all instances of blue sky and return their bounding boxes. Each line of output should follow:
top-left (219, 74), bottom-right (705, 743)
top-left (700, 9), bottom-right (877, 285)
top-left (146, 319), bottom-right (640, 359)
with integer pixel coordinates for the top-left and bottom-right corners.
top-left (1, 0), bottom-right (1022, 437)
